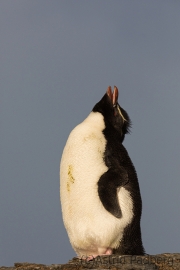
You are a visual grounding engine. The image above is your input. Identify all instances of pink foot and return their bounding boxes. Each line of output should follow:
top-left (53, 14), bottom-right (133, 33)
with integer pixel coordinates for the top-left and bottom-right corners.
top-left (80, 248), bottom-right (112, 261)
top-left (105, 248), bottom-right (112, 255)
top-left (80, 255), bottom-right (97, 261)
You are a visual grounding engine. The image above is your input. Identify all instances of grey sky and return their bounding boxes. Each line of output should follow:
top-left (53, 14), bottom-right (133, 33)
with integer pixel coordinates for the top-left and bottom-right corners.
top-left (1, 0), bottom-right (180, 266)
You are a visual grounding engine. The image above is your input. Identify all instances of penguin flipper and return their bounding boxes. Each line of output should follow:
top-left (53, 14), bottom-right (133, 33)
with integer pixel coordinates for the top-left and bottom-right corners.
top-left (98, 168), bottom-right (128, 218)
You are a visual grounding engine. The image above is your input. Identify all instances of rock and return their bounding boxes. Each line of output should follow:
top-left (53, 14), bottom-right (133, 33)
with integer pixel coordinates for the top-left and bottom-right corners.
top-left (0, 253), bottom-right (180, 270)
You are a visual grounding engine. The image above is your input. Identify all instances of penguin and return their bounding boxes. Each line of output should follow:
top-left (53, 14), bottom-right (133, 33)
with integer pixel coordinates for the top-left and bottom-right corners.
top-left (60, 86), bottom-right (145, 259)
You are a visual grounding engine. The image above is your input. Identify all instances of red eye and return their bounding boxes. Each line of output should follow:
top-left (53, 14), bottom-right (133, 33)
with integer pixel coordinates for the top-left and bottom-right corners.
top-left (114, 110), bottom-right (117, 116)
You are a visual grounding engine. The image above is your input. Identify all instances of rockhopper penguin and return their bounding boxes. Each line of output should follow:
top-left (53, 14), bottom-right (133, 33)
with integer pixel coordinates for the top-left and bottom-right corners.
top-left (60, 86), bottom-right (145, 258)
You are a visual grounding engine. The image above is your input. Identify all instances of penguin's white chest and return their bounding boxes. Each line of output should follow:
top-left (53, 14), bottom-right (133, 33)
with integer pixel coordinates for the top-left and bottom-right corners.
top-left (60, 112), bottom-right (107, 216)
top-left (60, 112), bottom-right (133, 256)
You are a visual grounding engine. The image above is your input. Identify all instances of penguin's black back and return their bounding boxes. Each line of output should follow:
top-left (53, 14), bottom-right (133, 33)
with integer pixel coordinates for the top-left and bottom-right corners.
top-left (93, 88), bottom-right (145, 255)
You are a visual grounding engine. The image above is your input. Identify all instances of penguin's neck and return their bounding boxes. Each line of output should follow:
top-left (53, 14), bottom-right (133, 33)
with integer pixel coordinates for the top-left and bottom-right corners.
top-left (84, 112), bottom-right (105, 131)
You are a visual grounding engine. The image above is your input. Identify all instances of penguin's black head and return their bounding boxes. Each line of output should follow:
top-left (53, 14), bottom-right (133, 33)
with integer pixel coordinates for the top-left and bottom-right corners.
top-left (92, 86), bottom-right (131, 142)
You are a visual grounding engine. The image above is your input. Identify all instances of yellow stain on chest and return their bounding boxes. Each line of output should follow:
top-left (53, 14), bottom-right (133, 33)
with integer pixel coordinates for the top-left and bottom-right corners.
top-left (83, 132), bottom-right (103, 145)
top-left (67, 165), bottom-right (75, 192)
top-left (83, 132), bottom-right (96, 142)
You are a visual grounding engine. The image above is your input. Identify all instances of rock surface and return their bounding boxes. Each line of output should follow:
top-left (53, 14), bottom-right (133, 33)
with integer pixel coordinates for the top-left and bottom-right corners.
top-left (0, 254), bottom-right (180, 270)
